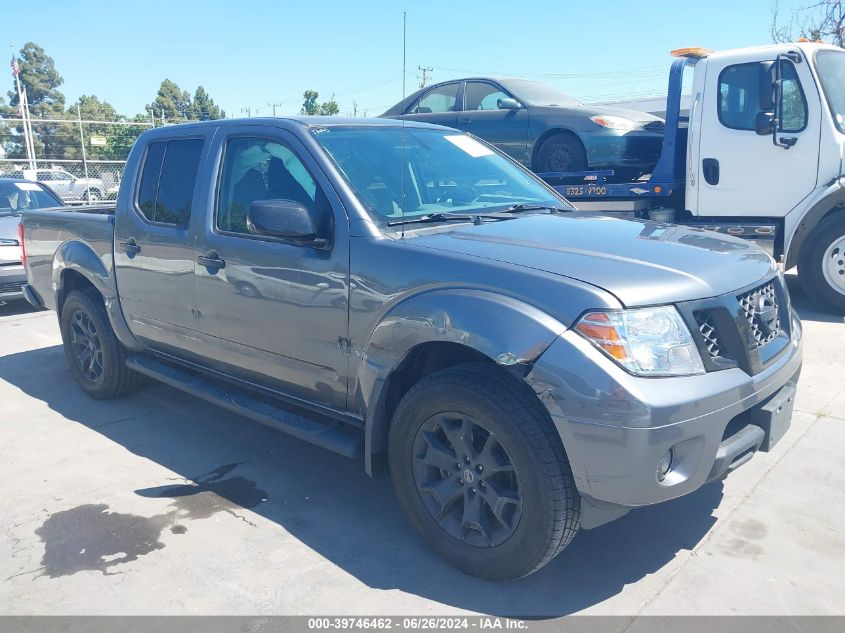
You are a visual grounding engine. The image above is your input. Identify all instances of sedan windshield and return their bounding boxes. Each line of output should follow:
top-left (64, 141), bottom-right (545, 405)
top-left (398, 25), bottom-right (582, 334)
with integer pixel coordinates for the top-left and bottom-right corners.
top-left (311, 126), bottom-right (570, 226)
top-left (503, 79), bottom-right (583, 107)
top-left (816, 51), bottom-right (845, 133)
top-left (0, 181), bottom-right (62, 216)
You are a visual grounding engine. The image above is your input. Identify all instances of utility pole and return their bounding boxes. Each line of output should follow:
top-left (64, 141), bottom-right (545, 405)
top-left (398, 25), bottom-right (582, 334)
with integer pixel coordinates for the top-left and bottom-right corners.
top-left (417, 65), bottom-right (433, 89)
top-left (267, 102), bottom-right (284, 116)
top-left (240, 106), bottom-right (252, 118)
top-left (76, 104), bottom-right (91, 203)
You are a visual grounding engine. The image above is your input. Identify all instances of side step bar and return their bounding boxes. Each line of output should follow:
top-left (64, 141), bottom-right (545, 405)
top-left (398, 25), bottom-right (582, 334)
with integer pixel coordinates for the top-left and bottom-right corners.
top-left (126, 355), bottom-right (363, 459)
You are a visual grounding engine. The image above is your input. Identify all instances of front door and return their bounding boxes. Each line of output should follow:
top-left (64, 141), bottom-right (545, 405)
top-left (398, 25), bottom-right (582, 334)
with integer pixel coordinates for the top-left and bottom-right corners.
top-left (693, 49), bottom-right (821, 217)
top-left (113, 134), bottom-right (206, 357)
top-left (194, 127), bottom-right (350, 411)
top-left (457, 81), bottom-right (529, 164)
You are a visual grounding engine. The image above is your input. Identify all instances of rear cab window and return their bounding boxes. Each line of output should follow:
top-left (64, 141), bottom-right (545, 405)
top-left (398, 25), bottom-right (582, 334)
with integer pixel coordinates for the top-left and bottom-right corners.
top-left (136, 138), bottom-right (204, 227)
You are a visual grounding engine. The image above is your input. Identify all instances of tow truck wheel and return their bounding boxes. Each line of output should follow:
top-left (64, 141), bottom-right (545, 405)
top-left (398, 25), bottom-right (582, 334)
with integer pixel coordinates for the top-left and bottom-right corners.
top-left (59, 289), bottom-right (141, 399)
top-left (798, 213), bottom-right (845, 313)
top-left (389, 362), bottom-right (580, 579)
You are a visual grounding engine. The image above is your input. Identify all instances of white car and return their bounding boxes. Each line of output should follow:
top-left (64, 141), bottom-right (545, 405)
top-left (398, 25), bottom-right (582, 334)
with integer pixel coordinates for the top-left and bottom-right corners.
top-left (0, 178), bottom-right (64, 302)
top-left (27, 168), bottom-right (105, 202)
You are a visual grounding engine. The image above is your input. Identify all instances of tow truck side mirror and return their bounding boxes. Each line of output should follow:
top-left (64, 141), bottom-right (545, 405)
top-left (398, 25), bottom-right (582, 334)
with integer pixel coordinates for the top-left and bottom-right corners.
top-left (758, 62), bottom-right (776, 111)
top-left (755, 111), bottom-right (775, 136)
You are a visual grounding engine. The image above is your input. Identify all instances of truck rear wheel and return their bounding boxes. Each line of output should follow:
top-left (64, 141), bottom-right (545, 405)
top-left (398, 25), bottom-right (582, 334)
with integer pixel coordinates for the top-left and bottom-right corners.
top-left (798, 213), bottom-right (845, 313)
top-left (388, 363), bottom-right (580, 579)
top-left (59, 290), bottom-right (141, 399)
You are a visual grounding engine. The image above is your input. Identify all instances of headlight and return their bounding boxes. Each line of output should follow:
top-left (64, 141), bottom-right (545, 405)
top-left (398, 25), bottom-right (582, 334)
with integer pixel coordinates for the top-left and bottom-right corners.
top-left (574, 306), bottom-right (705, 376)
top-left (589, 115), bottom-right (642, 131)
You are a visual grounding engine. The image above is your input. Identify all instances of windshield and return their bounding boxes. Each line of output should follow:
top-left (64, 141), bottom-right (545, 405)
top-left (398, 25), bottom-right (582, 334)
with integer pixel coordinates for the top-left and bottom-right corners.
top-left (816, 50), bottom-right (845, 133)
top-left (311, 126), bottom-right (570, 226)
top-left (0, 181), bottom-right (62, 216)
top-left (503, 79), bottom-right (582, 107)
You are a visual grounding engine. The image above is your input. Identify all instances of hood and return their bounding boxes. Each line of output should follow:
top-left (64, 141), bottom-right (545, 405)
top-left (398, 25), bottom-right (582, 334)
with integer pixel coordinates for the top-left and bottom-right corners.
top-left (409, 213), bottom-right (775, 307)
top-left (532, 103), bottom-right (664, 126)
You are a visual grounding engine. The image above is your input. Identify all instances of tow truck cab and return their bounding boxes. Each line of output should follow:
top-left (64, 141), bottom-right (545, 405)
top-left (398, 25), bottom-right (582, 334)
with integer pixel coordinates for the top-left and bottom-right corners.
top-left (543, 43), bottom-right (845, 313)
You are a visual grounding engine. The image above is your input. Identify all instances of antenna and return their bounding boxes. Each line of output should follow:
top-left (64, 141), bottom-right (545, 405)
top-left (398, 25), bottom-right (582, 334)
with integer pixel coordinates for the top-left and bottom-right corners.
top-left (401, 11), bottom-right (407, 239)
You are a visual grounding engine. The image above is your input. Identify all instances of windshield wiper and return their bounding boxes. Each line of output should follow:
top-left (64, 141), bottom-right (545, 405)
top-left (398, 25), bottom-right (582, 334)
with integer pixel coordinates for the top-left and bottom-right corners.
top-left (505, 202), bottom-right (570, 214)
top-left (387, 212), bottom-right (482, 227)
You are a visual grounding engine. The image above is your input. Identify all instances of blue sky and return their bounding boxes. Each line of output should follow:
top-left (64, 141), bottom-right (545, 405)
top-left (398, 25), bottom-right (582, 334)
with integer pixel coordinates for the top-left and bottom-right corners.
top-left (8, 0), bottom-right (806, 118)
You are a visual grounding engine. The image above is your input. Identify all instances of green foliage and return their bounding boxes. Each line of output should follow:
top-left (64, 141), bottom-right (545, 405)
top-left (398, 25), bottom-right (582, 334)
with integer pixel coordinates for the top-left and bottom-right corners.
top-left (6, 42), bottom-right (65, 117)
top-left (300, 90), bottom-right (320, 115)
top-left (151, 79), bottom-right (192, 122)
top-left (300, 90), bottom-right (340, 116)
top-left (192, 86), bottom-right (226, 120)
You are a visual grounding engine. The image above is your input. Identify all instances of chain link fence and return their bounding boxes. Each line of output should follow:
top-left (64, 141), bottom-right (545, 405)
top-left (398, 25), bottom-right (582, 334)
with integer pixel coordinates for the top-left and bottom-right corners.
top-left (0, 116), bottom-right (153, 204)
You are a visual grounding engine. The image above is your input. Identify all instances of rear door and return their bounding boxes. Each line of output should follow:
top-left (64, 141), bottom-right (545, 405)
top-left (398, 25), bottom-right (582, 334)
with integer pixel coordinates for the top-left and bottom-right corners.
top-left (193, 125), bottom-right (350, 410)
top-left (457, 80), bottom-right (529, 164)
top-left (114, 132), bottom-right (208, 357)
top-left (693, 50), bottom-right (821, 217)
top-left (399, 82), bottom-right (460, 129)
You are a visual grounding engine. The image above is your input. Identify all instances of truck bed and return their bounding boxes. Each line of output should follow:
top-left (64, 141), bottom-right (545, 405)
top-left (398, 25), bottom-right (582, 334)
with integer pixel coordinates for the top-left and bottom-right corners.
top-left (21, 208), bottom-right (115, 313)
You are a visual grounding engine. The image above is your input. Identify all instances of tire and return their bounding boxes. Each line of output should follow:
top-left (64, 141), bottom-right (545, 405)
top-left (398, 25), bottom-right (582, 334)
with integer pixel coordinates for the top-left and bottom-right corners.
top-left (389, 362), bottom-right (580, 579)
top-left (535, 133), bottom-right (587, 173)
top-left (59, 289), bottom-right (141, 399)
top-left (797, 212), bottom-right (845, 314)
top-left (82, 189), bottom-right (101, 203)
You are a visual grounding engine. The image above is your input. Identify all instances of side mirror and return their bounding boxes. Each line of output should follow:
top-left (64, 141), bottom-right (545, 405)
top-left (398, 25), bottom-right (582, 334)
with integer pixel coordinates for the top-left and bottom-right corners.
top-left (758, 61), bottom-right (776, 111)
top-left (755, 111), bottom-right (774, 135)
top-left (246, 199), bottom-right (329, 248)
top-left (497, 98), bottom-right (522, 110)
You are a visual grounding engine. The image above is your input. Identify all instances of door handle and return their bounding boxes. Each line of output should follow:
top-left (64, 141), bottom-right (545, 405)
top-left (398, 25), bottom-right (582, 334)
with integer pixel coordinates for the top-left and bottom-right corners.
top-left (702, 158), bottom-right (720, 186)
top-left (197, 250), bottom-right (226, 270)
top-left (117, 239), bottom-right (141, 255)
top-left (460, 118), bottom-right (471, 124)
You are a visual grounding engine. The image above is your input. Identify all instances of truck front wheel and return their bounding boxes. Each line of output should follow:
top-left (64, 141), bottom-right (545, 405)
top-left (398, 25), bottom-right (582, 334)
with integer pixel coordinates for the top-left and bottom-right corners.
top-left (388, 363), bottom-right (580, 579)
top-left (59, 290), bottom-right (141, 399)
top-left (798, 213), bottom-right (845, 313)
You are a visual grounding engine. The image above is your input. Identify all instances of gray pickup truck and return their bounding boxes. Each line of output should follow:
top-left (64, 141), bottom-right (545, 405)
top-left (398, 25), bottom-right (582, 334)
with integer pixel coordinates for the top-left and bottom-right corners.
top-left (20, 117), bottom-right (803, 580)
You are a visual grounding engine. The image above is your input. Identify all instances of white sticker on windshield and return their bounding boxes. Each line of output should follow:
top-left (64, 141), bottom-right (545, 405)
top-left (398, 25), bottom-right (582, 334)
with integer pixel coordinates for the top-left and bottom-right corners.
top-left (444, 135), bottom-right (494, 158)
top-left (14, 182), bottom-right (42, 191)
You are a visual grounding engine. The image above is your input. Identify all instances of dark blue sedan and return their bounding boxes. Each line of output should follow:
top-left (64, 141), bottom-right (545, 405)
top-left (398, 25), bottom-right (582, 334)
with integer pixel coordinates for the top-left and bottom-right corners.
top-left (382, 77), bottom-right (665, 180)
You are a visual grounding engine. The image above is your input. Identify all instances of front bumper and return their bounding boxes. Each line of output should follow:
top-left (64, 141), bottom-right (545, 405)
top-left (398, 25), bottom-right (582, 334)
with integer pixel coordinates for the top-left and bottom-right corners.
top-left (527, 310), bottom-right (803, 525)
top-left (584, 130), bottom-right (663, 171)
top-left (0, 263), bottom-right (26, 300)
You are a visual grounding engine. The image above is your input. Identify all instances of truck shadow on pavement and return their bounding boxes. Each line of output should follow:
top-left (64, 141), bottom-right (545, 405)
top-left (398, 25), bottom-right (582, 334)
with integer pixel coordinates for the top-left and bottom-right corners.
top-left (785, 273), bottom-right (845, 324)
top-left (1, 345), bottom-right (724, 617)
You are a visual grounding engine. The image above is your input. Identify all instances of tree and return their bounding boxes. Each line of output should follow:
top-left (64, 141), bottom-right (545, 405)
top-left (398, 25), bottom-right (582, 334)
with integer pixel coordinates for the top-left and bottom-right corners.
top-left (191, 86), bottom-right (225, 120)
top-left (5, 42), bottom-right (65, 117)
top-left (319, 95), bottom-right (340, 116)
top-left (300, 90), bottom-right (340, 116)
top-left (772, 0), bottom-right (845, 47)
top-left (3, 43), bottom-right (67, 161)
top-left (151, 79), bottom-right (192, 122)
top-left (300, 90), bottom-right (320, 115)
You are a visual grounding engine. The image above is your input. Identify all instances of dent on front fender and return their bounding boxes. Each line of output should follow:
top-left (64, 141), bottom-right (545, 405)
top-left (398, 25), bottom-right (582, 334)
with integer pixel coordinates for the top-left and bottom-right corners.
top-left (356, 288), bottom-right (568, 475)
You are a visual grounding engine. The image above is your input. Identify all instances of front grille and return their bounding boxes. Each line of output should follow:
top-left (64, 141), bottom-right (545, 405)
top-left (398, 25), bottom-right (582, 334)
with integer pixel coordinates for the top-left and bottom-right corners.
top-left (695, 311), bottom-right (723, 359)
top-left (0, 280), bottom-right (25, 294)
top-left (738, 281), bottom-right (782, 348)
